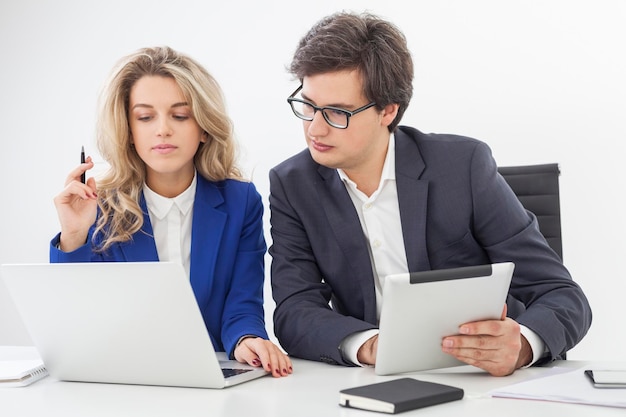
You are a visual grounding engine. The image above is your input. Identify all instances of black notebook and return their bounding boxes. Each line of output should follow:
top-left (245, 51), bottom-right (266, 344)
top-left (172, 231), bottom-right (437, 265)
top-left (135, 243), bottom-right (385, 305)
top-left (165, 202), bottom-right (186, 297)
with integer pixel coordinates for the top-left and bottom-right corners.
top-left (339, 378), bottom-right (464, 414)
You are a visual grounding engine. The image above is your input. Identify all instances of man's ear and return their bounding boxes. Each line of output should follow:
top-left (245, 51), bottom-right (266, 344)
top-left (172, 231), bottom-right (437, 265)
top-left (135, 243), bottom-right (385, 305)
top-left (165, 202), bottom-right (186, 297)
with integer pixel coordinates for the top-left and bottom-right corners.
top-left (380, 103), bottom-right (399, 128)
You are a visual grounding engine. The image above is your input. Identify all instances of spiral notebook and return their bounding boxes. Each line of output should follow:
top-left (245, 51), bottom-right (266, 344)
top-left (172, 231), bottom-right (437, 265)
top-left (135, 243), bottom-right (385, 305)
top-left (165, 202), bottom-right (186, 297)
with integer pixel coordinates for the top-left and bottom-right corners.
top-left (0, 360), bottom-right (48, 387)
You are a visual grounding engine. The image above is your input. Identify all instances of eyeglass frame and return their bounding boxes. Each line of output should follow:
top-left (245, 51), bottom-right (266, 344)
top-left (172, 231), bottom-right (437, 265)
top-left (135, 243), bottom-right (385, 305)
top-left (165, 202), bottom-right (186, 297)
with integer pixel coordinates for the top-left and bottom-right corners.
top-left (286, 85), bottom-right (377, 129)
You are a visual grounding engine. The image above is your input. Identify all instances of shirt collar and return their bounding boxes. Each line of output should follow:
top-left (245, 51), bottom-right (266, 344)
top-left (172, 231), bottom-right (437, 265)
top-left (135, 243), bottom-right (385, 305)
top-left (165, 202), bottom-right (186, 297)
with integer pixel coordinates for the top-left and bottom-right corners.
top-left (143, 172), bottom-right (197, 220)
top-left (338, 133), bottom-right (396, 186)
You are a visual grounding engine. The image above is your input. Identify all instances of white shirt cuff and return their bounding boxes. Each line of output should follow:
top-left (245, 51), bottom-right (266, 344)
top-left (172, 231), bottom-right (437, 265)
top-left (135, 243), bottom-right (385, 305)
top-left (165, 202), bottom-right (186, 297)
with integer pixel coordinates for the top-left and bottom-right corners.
top-left (519, 325), bottom-right (547, 368)
top-left (340, 329), bottom-right (379, 366)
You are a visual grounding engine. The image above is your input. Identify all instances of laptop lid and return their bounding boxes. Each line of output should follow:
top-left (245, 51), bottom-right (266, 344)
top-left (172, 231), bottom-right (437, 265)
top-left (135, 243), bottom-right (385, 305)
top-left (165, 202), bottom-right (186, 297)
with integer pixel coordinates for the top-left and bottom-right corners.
top-left (1, 262), bottom-right (269, 388)
top-left (375, 262), bottom-right (514, 375)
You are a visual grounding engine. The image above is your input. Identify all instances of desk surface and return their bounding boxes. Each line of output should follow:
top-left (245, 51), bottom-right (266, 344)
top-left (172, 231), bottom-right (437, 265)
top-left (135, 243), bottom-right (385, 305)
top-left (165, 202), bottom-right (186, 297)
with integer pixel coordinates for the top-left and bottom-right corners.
top-left (1, 346), bottom-right (624, 416)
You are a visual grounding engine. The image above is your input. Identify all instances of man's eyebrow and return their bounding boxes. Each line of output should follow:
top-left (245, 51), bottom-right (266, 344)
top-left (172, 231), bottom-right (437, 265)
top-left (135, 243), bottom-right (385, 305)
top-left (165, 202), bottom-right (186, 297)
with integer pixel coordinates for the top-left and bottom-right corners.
top-left (300, 92), bottom-right (352, 109)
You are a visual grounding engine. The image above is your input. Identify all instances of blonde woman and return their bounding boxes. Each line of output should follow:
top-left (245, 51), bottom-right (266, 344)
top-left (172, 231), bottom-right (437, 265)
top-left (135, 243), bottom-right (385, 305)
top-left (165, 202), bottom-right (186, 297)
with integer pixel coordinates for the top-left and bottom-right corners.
top-left (51, 46), bottom-right (291, 377)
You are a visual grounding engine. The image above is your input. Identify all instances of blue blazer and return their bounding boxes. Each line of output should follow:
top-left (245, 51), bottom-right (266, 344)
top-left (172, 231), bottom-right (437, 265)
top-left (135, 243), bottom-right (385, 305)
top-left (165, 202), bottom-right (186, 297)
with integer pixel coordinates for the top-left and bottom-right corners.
top-left (269, 126), bottom-right (592, 366)
top-left (51, 175), bottom-right (269, 356)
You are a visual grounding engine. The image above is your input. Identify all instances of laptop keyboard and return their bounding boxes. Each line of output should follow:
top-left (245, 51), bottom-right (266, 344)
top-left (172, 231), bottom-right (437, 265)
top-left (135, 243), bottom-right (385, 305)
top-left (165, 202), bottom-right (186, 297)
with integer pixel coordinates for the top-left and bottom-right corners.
top-left (222, 368), bottom-right (253, 378)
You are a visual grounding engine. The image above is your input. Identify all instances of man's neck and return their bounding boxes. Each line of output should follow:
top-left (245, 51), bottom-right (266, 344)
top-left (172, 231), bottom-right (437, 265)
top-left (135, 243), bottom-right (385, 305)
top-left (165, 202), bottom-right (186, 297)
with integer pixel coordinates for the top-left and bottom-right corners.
top-left (342, 169), bottom-right (382, 198)
top-left (341, 138), bottom-right (391, 198)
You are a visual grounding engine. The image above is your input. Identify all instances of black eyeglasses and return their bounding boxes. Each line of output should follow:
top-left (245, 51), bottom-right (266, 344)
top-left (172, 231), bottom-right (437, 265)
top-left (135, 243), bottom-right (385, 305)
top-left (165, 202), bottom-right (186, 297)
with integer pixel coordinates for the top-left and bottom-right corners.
top-left (287, 85), bottom-right (376, 129)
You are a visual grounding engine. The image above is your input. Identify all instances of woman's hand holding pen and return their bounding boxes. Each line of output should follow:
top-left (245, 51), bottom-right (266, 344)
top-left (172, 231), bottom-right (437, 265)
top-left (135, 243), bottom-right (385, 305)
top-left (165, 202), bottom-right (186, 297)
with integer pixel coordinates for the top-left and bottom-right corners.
top-left (53, 154), bottom-right (98, 252)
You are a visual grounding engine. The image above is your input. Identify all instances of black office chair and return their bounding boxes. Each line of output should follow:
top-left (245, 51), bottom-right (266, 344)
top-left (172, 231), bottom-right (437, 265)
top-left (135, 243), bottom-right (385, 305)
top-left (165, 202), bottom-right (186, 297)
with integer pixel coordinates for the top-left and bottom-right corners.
top-left (497, 163), bottom-right (563, 260)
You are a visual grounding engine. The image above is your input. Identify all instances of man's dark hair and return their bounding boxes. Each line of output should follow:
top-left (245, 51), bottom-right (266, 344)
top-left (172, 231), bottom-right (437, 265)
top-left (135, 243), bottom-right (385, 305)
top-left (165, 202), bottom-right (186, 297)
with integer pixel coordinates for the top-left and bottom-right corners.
top-left (289, 12), bottom-right (414, 132)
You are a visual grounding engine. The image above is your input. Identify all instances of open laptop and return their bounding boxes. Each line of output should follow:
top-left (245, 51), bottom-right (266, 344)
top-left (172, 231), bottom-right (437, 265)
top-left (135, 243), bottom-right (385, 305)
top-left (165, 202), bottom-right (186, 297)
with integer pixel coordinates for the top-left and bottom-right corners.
top-left (375, 262), bottom-right (514, 375)
top-left (0, 262), bottom-right (269, 388)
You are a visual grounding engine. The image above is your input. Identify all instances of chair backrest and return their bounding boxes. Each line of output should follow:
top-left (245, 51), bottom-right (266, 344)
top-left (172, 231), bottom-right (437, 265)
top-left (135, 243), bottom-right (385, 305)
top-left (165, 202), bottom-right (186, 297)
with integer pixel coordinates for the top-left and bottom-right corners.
top-left (497, 163), bottom-right (562, 260)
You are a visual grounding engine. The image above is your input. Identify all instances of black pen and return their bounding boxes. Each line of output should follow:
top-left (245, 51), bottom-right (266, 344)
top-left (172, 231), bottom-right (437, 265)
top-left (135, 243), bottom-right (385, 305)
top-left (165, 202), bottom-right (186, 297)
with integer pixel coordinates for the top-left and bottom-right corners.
top-left (80, 146), bottom-right (86, 184)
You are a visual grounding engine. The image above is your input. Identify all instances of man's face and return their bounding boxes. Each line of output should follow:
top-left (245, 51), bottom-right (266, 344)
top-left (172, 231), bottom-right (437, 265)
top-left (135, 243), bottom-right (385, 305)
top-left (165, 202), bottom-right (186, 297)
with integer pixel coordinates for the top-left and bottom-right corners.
top-left (298, 70), bottom-right (398, 180)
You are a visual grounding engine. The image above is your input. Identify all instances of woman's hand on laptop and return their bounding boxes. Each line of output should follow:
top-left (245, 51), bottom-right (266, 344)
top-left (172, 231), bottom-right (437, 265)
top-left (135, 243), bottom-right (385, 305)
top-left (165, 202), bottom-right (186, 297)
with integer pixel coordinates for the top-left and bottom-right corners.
top-left (234, 337), bottom-right (293, 378)
top-left (441, 305), bottom-right (532, 376)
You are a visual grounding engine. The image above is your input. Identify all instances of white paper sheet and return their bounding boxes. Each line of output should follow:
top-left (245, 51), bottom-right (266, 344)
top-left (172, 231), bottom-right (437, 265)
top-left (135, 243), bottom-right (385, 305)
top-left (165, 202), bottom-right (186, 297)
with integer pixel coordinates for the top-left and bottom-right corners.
top-left (489, 367), bottom-right (626, 408)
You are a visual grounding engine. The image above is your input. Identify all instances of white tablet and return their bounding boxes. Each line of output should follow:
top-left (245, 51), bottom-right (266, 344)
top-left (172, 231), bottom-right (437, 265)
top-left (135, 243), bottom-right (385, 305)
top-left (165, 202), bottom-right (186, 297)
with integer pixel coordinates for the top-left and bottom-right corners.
top-left (375, 262), bottom-right (514, 375)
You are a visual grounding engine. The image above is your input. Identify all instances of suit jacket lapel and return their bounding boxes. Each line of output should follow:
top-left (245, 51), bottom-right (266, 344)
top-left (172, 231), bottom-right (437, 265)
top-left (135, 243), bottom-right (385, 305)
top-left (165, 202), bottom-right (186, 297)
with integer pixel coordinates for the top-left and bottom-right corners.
top-left (395, 129), bottom-right (431, 272)
top-left (317, 165), bottom-right (378, 323)
top-left (118, 195), bottom-right (159, 261)
top-left (189, 177), bottom-right (226, 306)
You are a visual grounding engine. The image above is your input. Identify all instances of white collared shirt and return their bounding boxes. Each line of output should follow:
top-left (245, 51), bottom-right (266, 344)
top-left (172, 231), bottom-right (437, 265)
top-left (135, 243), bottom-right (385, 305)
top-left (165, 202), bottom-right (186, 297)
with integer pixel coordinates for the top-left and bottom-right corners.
top-left (338, 134), bottom-right (408, 320)
top-left (143, 173), bottom-right (196, 279)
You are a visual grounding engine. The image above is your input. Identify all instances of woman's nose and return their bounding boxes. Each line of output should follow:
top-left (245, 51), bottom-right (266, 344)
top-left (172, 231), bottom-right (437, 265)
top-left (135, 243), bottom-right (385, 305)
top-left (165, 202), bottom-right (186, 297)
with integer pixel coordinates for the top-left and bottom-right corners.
top-left (157, 118), bottom-right (173, 137)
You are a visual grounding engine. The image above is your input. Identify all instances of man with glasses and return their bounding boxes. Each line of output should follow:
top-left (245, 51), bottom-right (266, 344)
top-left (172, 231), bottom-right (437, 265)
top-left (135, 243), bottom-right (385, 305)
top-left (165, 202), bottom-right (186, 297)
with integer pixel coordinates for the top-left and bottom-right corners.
top-left (269, 11), bottom-right (591, 376)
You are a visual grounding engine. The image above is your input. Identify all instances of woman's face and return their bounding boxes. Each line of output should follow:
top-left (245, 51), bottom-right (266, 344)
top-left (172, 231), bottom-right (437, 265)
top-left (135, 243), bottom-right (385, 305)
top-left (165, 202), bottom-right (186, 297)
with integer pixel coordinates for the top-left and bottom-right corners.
top-left (128, 75), bottom-right (205, 195)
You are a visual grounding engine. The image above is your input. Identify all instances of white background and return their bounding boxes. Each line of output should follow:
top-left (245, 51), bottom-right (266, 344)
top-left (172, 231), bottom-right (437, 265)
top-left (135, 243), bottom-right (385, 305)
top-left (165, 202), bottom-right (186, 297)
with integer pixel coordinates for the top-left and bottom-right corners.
top-left (1, 0), bottom-right (624, 361)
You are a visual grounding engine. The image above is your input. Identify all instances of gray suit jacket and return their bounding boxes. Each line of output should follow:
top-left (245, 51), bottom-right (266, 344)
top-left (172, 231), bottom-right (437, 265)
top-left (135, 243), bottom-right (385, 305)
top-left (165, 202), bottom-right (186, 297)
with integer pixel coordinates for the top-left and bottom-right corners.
top-left (269, 126), bottom-right (591, 366)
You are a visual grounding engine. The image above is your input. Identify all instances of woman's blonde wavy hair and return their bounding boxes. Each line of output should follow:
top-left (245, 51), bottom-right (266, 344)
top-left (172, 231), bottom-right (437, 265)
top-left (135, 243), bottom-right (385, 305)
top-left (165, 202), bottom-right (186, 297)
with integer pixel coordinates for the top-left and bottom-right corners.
top-left (94, 46), bottom-right (242, 251)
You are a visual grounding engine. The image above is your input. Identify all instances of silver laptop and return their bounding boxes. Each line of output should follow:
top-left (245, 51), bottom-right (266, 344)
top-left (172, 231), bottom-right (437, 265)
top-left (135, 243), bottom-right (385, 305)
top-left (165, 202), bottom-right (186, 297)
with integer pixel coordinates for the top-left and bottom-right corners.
top-left (375, 262), bottom-right (514, 375)
top-left (0, 262), bottom-right (269, 388)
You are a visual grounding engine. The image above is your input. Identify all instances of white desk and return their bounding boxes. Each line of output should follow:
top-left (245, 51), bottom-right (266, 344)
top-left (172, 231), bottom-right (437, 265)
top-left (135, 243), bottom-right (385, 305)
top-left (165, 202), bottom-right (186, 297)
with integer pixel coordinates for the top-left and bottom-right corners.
top-left (1, 346), bottom-right (624, 416)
